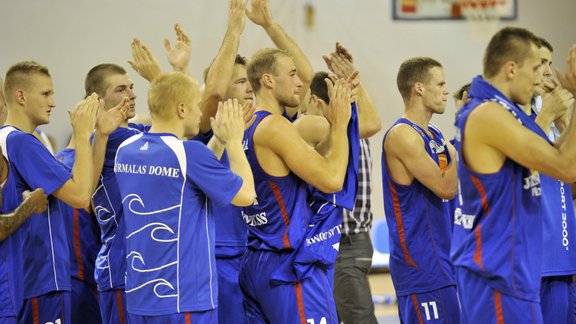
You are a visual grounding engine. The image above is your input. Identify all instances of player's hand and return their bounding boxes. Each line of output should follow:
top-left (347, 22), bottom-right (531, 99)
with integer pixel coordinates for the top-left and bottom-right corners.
top-left (246, 0), bottom-right (273, 28)
top-left (323, 78), bottom-right (352, 129)
top-left (96, 97), bottom-right (130, 136)
top-left (542, 86), bottom-right (575, 122)
top-left (211, 99), bottom-right (245, 145)
top-left (556, 44), bottom-right (576, 95)
top-left (242, 100), bottom-right (256, 130)
top-left (335, 42), bottom-right (354, 64)
top-left (22, 189), bottom-right (48, 214)
top-left (229, 0), bottom-right (248, 33)
top-left (69, 93), bottom-right (99, 141)
top-left (164, 23), bottom-right (191, 73)
top-left (128, 38), bottom-right (162, 82)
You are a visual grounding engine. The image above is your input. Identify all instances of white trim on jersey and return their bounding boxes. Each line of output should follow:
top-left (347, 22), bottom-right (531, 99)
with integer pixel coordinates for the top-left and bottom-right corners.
top-left (160, 135), bottom-right (189, 312)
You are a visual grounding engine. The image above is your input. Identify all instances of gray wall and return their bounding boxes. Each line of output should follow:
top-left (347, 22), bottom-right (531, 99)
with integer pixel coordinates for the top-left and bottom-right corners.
top-left (1, 0), bottom-right (575, 219)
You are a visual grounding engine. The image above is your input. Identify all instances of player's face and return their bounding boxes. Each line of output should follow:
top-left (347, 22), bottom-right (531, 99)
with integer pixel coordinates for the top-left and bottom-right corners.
top-left (510, 43), bottom-right (542, 105)
top-left (534, 47), bottom-right (553, 96)
top-left (102, 73), bottom-right (136, 119)
top-left (225, 64), bottom-right (253, 105)
top-left (422, 66), bottom-right (448, 114)
top-left (271, 56), bottom-right (303, 108)
top-left (23, 73), bottom-right (55, 126)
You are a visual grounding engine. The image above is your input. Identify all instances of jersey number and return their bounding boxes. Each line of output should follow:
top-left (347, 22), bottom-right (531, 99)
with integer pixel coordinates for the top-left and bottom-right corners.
top-left (421, 301), bottom-right (439, 320)
top-left (307, 317), bottom-right (327, 324)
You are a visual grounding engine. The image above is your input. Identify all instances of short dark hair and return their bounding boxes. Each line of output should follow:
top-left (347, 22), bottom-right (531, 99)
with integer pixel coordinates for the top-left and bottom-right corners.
top-left (85, 64), bottom-right (127, 98)
top-left (396, 57), bottom-right (442, 101)
top-left (538, 37), bottom-right (553, 53)
top-left (203, 54), bottom-right (247, 83)
top-left (310, 71), bottom-right (330, 104)
top-left (483, 27), bottom-right (541, 78)
top-left (453, 82), bottom-right (471, 101)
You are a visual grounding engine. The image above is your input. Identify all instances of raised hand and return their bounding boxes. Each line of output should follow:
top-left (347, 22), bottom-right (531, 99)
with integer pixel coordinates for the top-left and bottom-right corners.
top-left (69, 93), bottom-right (99, 140)
top-left (128, 38), bottom-right (162, 82)
top-left (164, 23), bottom-right (192, 73)
top-left (229, 0), bottom-right (248, 33)
top-left (96, 97), bottom-right (130, 136)
top-left (335, 42), bottom-right (353, 63)
top-left (246, 0), bottom-right (273, 28)
top-left (322, 78), bottom-right (352, 129)
top-left (211, 99), bottom-right (245, 146)
top-left (22, 189), bottom-right (48, 214)
top-left (555, 44), bottom-right (576, 95)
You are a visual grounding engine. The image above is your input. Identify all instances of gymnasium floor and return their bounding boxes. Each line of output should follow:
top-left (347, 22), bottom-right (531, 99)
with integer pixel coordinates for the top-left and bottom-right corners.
top-left (370, 273), bottom-right (401, 324)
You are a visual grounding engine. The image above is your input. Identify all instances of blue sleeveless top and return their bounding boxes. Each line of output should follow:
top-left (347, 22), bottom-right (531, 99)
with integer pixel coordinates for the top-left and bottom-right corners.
top-left (382, 118), bottom-right (455, 296)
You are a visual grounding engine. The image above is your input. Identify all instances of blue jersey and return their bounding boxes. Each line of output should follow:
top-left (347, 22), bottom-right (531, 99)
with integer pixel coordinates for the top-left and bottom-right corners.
top-left (115, 132), bottom-right (243, 316)
top-left (527, 111), bottom-right (576, 277)
top-left (55, 149), bottom-right (101, 284)
top-left (192, 132), bottom-right (247, 257)
top-left (382, 118), bottom-right (455, 296)
top-left (0, 185), bottom-right (23, 317)
top-left (292, 103), bottom-right (361, 278)
top-left (451, 76), bottom-right (547, 301)
top-left (242, 111), bottom-right (313, 282)
top-left (0, 126), bottom-right (72, 299)
top-left (92, 123), bottom-right (149, 291)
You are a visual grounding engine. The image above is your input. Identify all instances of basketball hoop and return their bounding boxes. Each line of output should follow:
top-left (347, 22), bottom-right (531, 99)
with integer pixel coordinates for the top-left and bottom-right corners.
top-left (460, 0), bottom-right (503, 42)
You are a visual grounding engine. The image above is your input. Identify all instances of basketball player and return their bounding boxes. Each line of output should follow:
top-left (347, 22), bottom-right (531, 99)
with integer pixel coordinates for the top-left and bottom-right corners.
top-left (451, 28), bottom-right (576, 323)
top-left (382, 57), bottom-right (459, 323)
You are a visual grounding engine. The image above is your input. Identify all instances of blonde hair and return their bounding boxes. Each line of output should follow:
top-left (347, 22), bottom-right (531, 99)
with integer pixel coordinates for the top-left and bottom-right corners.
top-left (247, 48), bottom-right (291, 94)
top-left (4, 61), bottom-right (50, 104)
top-left (148, 72), bottom-right (199, 119)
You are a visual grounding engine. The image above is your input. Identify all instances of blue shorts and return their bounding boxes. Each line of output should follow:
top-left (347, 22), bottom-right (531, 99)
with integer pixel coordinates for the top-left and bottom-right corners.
top-left (239, 249), bottom-right (337, 324)
top-left (397, 286), bottom-right (460, 323)
top-left (0, 317), bottom-right (16, 324)
top-left (457, 267), bottom-right (542, 324)
top-left (128, 309), bottom-right (216, 324)
top-left (540, 275), bottom-right (576, 324)
top-left (18, 291), bottom-right (71, 324)
top-left (216, 254), bottom-right (245, 324)
top-left (71, 278), bottom-right (100, 324)
top-left (99, 289), bottom-right (129, 324)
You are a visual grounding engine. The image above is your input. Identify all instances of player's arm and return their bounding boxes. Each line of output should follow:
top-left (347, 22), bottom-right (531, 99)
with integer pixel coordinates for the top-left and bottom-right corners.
top-left (212, 99), bottom-right (255, 206)
top-left (465, 102), bottom-right (576, 182)
top-left (323, 44), bottom-right (381, 138)
top-left (247, 0), bottom-right (314, 104)
top-left (384, 124), bottom-right (457, 199)
top-left (293, 114), bottom-right (330, 149)
top-left (0, 189), bottom-right (48, 242)
top-left (199, 0), bottom-right (248, 134)
top-left (52, 95), bottom-right (99, 208)
top-left (259, 80), bottom-right (351, 193)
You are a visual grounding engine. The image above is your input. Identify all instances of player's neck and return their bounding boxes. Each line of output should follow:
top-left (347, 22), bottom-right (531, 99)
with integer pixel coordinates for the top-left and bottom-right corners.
top-left (403, 105), bottom-right (432, 130)
top-left (254, 92), bottom-right (283, 114)
top-left (4, 111), bottom-right (36, 133)
top-left (148, 121), bottom-right (184, 139)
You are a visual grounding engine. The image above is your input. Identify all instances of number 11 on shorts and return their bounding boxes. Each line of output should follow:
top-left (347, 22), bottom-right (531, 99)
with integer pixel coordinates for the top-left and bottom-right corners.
top-left (421, 301), bottom-right (439, 320)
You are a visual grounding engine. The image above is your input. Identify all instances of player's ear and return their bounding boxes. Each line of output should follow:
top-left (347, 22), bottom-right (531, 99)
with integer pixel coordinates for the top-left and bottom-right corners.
top-left (414, 82), bottom-right (424, 96)
top-left (261, 73), bottom-right (274, 89)
top-left (177, 102), bottom-right (186, 118)
top-left (504, 61), bottom-right (517, 80)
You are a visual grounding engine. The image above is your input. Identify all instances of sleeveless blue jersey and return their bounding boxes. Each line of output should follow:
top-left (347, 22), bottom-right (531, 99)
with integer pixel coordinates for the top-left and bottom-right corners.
top-left (451, 76), bottom-right (547, 301)
top-left (192, 132), bottom-right (247, 257)
top-left (92, 123), bottom-right (149, 291)
top-left (115, 132), bottom-right (243, 315)
top-left (0, 126), bottom-right (72, 300)
top-left (527, 113), bottom-right (576, 276)
top-left (381, 118), bottom-right (455, 296)
top-left (55, 149), bottom-right (101, 284)
top-left (291, 103), bottom-right (361, 279)
top-left (242, 111), bottom-right (312, 254)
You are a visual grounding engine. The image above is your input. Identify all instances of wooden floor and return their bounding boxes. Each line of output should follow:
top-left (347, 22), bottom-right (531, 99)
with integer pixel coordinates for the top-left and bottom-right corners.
top-left (369, 272), bottom-right (401, 324)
